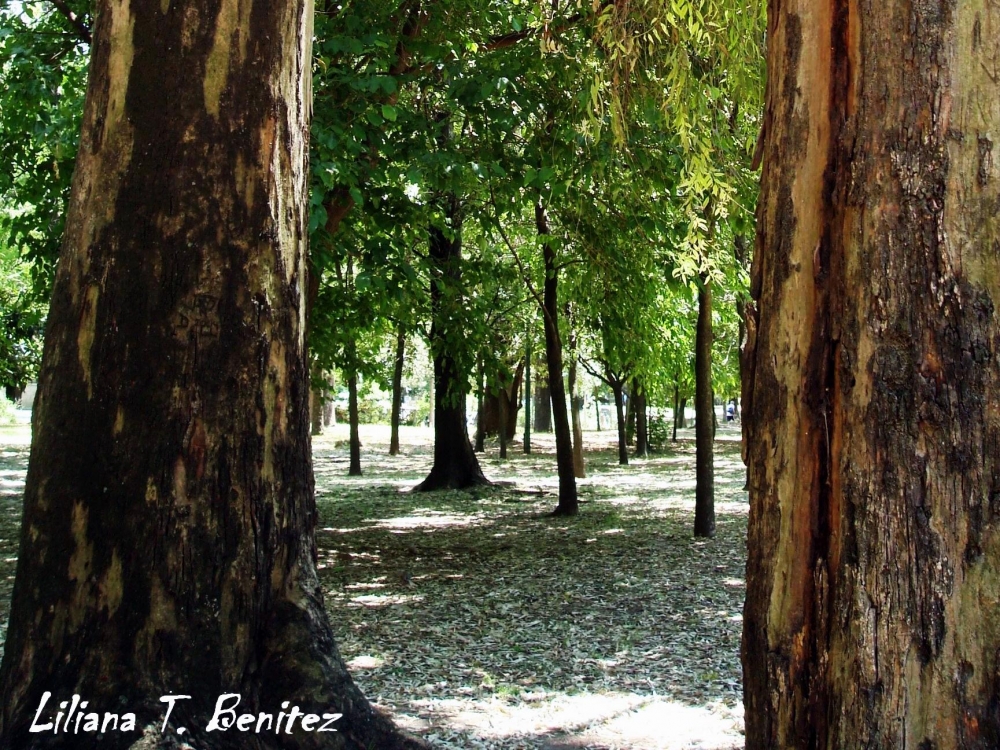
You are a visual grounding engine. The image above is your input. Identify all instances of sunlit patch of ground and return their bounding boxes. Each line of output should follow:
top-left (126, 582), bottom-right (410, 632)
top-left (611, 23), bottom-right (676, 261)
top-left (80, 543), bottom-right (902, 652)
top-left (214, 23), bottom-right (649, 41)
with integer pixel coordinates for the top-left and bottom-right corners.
top-left (0, 421), bottom-right (750, 749)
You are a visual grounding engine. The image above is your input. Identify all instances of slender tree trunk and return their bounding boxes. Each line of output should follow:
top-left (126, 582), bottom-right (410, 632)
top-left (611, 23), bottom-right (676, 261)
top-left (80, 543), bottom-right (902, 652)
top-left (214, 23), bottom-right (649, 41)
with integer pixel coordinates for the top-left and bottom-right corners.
top-left (694, 280), bottom-right (715, 538)
top-left (537, 201), bottom-right (577, 515)
top-left (624, 383), bottom-right (636, 445)
top-left (474, 354), bottom-right (485, 453)
top-left (634, 378), bottom-right (648, 458)
top-left (415, 212), bottom-right (488, 491)
top-left (568, 357), bottom-right (586, 479)
top-left (744, 3), bottom-right (1000, 746)
top-left (498, 389), bottom-right (508, 459)
top-left (0, 3), bottom-right (423, 748)
top-left (389, 326), bottom-right (405, 456)
top-left (678, 396), bottom-right (688, 428)
top-left (347, 368), bottom-right (362, 477)
top-left (594, 397), bottom-right (602, 431)
top-left (523, 340), bottom-right (532, 454)
top-left (612, 381), bottom-right (628, 466)
top-left (672, 382), bottom-right (680, 442)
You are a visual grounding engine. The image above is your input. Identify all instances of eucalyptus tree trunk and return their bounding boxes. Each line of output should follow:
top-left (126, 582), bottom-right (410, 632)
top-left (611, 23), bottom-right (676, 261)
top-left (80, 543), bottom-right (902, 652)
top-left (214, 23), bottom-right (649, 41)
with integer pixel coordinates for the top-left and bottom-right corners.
top-left (0, 2), bottom-right (423, 749)
top-left (537, 201), bottom-right (577, 516)
top-left (743, 1), bottom-right (1000, 747)
top-left (694, 280), bottom-right (715, 538)
top-left (389, 327), bottom-right (405, 456)
top-left (415, 214), bottom-right (488, 491)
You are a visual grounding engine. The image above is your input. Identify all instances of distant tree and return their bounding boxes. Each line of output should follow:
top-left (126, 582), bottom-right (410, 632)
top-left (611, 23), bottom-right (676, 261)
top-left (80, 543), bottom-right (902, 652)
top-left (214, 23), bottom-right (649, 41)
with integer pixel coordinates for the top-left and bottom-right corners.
top-left (0, 3), bottom-right (422, 748)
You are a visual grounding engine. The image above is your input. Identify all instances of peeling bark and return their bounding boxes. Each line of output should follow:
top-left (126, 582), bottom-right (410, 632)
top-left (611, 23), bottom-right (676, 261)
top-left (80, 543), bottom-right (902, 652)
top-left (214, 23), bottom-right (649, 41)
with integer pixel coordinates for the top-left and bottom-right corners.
top-left (0, 2), bottom-right (424, 748)
top-left (744, 1), bottom-right (1000, 747)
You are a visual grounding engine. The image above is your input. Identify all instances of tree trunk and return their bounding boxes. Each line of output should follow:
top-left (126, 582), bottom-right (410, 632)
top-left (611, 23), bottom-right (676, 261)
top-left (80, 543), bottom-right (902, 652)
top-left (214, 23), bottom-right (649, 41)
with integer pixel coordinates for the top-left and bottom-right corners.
top-left (482, 364), bottom-right (524, 441)
top-left (347, 368), bottom-right (362, 477)
top-left (0, 3), bottom-right (423, 749)
top-left (537, 201), bottom-right (577, 515)
top-left (672, 382), bottom-right (680, 442)
top-left (415, 213), bottom-right (488, 491)
top-left (633, 379), bottom-right (648, 458)
top-left (498, 390), bottom-right (508, 459)
top-left (523, 340), bottom-right (531, 454)
top-left (694, 280), bottom-right (715, 538)
top-left (474, 354), bottom-right (485, 453)
top-left (568, 353), bottom-right (586, 479)
top-left (310, 386), bottom-right (324, 436)
top-left (533, 383), bottom-right (552, 432)
top-left (612, 382), bottom-right (628, 466)
top-left (624, 383), bottom-right (636, 445)
top-left (389, 327), bottom-right (405, 456)
top-left (678, 396), bottom-right (688, 428)
top-left (743, 3), bottom-right (1000, 747)
top-left (594, 396), bottom-right (601, 431)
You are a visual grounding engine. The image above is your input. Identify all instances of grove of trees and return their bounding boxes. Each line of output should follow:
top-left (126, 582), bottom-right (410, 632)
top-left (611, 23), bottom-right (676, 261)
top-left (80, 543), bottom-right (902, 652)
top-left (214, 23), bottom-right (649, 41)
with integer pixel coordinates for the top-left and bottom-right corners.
top-left (0, 0), bottom-right (996, 748)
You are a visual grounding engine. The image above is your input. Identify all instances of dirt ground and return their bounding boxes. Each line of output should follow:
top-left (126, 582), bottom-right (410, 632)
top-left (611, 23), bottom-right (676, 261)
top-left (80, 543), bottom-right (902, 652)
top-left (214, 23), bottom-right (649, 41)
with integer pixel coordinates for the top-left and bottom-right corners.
top-left (0, 421), bottom-right (749, 749)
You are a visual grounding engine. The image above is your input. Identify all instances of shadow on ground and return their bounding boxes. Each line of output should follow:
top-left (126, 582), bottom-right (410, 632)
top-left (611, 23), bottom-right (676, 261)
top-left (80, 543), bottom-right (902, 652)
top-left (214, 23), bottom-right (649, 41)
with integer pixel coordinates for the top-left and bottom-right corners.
top-left (0, 422), bottom-right (748, 749)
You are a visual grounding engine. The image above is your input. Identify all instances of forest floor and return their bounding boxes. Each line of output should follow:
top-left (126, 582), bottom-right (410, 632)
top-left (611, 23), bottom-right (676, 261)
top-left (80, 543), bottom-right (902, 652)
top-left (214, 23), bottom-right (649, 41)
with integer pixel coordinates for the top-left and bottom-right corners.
top-left (0, 420), bottom-right (749, 750)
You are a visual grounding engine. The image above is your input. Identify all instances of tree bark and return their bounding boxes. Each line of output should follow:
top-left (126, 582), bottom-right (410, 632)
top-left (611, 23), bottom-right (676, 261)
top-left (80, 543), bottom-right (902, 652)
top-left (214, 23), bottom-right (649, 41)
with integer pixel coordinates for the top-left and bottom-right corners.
top-left (678, 396), bottom-right (687, 428)
top-left (389, 327), bottom-right (405, 456)
top-left (0, 2), bottom-right (423, 749)
top-left (537, 201), bottom-right (577, 515)
top-left (415, 212), bottom-right (488, 491)
top-left (347, 367), bottom-right (361, 477)
top-left (743, 2), bottom-right (1000, 747)
top-left (694, 280), bottom-right (715, 538)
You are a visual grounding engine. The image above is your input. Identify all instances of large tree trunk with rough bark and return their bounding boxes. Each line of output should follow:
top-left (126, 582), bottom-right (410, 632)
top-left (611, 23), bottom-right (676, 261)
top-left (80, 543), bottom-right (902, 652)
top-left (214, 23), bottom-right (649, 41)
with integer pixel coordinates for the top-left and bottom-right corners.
top-left (537, 202), bottom-right (577, 516)
top-left (389, 327), bottom-right (405, 456)
top-left (694, 280), bottom-right (715, 538)
top-left (0, 2), bottom-right (423, 749)
top-left (415, 214), bottom-right (488, 491)
top-left (742, 2), bottom-right (1000, 748)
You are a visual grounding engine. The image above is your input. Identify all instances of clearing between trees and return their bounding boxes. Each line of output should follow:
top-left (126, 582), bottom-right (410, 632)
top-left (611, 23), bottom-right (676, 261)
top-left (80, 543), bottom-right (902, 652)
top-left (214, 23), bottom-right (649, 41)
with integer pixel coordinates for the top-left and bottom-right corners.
top-left (0, 422), bottom-right (747, 750)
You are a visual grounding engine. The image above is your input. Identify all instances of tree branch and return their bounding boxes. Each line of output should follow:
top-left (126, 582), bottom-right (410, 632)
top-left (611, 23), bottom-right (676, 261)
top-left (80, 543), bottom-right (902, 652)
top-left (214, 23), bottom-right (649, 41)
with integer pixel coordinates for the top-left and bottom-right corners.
top-left (48, 0), bottom-right (91, 44)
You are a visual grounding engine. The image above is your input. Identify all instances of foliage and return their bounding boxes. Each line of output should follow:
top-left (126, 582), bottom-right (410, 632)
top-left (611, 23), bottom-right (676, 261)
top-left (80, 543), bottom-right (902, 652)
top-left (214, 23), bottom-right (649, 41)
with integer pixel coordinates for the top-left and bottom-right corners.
top-left (0, 1), bottom-right (89, 292)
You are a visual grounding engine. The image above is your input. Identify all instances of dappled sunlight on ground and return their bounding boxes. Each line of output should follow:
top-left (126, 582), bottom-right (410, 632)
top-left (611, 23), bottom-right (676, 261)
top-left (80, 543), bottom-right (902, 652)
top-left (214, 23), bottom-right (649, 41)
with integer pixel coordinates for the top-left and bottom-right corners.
top-left (0, 421), bottom-right (751, 749)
